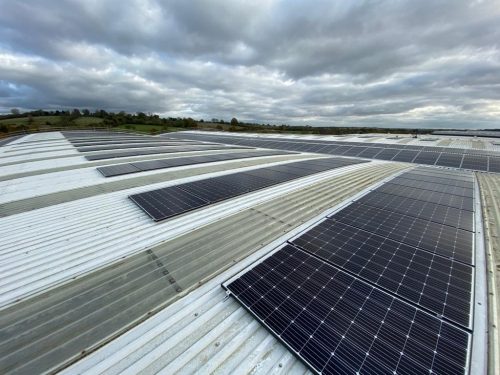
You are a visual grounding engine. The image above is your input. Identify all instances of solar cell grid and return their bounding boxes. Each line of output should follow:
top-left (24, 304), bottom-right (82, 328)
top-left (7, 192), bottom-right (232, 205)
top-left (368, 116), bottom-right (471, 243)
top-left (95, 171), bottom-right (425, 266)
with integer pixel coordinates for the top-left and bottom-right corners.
top-left (373, 148), bottom-right (401, 160)
top-left (377, 184), bottom-right (474, 212)
top-left (97, 163), bottom-right (142, 177)
top-left (330, 203), bottom-right (473, 264)
top-left (131, 160), bottom-right (170, 171)
top-left (226, 245), bottom-right (470, 375)
top-left (341, 146), bottom-right (366, 156)
top-left (489, 157), bottom-right (500, 173)
top-left (461, 154), bottom-right (488, 171)
top-left (290, 220), bottom-right (473, 327)
top-left (129, 186), bottom-right (209, 221)
top-left (357, 147), bottom-right (383, 158)
top-left (387, 178), bottom-right (474, 198)
top-left (86, 145), bottom-right (239, 160)
top-left (410, 167), bottom-right (474, 180)
top-left (391, 150), bottom-right (420, 162)
top-left (412, 151), bottom-right (440, 165)
top-left (399, 172), bottom-right (474, 189)
top-left (436, 154), bottom-right (464, 169)
top-left (130, 157), bottom-right (367, 221)
top-left (77, 142), bottom-right (192, 152)
top-left (357, 191), bottom-right (474, 231)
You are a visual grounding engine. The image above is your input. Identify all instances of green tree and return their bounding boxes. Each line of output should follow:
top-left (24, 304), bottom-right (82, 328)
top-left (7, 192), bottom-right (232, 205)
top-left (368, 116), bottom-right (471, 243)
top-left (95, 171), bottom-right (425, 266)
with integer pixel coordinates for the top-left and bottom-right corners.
top-left (231, 117), bottom-right (239, 126)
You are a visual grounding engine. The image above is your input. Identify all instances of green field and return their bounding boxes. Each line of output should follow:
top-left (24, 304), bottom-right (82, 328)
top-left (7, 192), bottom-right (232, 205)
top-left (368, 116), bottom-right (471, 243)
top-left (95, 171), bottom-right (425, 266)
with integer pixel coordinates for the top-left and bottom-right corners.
top-left (0, 116), bottom-right (63, 126)
top-left (0, 116), bottom-right (106, 133)
top-left (117, 124), bottom-right (183, 133)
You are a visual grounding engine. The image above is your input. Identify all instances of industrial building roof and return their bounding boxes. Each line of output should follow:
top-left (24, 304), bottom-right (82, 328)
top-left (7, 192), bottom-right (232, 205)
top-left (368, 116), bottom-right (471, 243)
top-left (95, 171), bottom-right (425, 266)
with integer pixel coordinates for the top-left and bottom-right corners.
top-left (0, 130), bottom-right (497, 375)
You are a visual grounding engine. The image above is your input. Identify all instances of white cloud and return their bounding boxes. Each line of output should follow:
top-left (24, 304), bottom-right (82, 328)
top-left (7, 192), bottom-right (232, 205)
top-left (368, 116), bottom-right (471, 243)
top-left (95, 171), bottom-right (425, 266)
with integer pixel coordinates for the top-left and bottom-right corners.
top-left (0, 0), bottom-right (499, 128)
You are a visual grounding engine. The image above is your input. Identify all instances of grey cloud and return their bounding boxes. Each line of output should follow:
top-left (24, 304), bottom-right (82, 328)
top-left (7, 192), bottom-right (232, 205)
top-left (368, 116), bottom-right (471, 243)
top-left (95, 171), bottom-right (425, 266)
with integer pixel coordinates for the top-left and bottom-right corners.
top-left (0, 0), bottom-right (499, 128)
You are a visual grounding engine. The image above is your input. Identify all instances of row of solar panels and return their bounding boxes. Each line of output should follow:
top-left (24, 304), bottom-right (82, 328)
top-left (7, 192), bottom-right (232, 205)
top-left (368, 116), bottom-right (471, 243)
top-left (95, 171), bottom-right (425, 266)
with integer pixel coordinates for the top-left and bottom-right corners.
top-left (97, 150), bottom-right (292, 177)
top-left (75, 141), bottom-right (201, 152)
top-left (169, 133), bottom-right (500, 172)
top-left (129, 157), bottom-right (367, 221)
top-left (84, 145), bottom-right (243, 161)
top-left (225, 166), bottom-right (474, 375)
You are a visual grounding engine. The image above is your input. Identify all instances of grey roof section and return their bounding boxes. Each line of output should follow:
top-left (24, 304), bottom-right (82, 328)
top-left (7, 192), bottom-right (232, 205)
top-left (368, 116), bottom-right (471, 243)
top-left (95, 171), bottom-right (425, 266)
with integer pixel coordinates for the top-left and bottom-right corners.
top-left (0, 162), bottom-right (407, 374)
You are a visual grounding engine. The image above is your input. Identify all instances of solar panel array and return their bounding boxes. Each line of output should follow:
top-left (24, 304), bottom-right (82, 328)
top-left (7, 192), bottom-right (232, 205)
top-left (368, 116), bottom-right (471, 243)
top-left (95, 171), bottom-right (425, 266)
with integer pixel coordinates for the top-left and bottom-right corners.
top-left (169, 132), bottom-right (500, 173)
top-left (84, 145), bottom-right (244, 161)
top-left (130, 157), bottom-right (367, 221)
top-left (75, 142), bottom-right (198, 152)
top-left (225, 166), bottom-right (474, 374)
top-left (97, 150), bottom-right (292, 177)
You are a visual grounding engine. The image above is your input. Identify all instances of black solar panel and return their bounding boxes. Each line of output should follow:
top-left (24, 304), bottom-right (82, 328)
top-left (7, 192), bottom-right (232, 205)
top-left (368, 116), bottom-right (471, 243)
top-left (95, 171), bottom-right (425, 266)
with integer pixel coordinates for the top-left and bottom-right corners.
top-left (489, 157), bottom-right (500, 173)
top-left (331, 203), bottom-right (473, 264)
top-left (97, 150), bottom-right (288, 177)
top-left (461, 154), bottom-right (488, 171)
top-left (377, 184), bottom-right (474, 211)
top-left (86, 145), bottom-right (239, 160)
top-left (77, 142), bottom-right (193, 152)
top-left (399, 172), bottom-right (474, 189)
top-left (434, 153), bottom-right (465, 168)
top-left (132, 160), bottom-right (170, 171)
top-left (357, 147), bottom-right (383, 158)
top-left (130, 157), bottom-right (367, 221)
top-left (410, 167), bottom-right (474, 181)
top-left (98, 163), bottom-right (142, 177)
top-left (391, 150), bottom-right (420, 163)
top-left (357, 192), bottom-right (474, 231)
top-left (373, 148), bottom-right (401, 160)
top-left (168, 132), bottom-right (500, 173)
top-left (129, 186), bottom-right (209, 221)
top-left (387, 178), bottom-right (474, 198)
top-left (342, 146), bottom-right (366, 156)
top-left (412, 151), bottom-right (440, 165)
top-left (226, 245), bottom-right (470, 375)
top-left (290, 221), bottom-right (473, 327)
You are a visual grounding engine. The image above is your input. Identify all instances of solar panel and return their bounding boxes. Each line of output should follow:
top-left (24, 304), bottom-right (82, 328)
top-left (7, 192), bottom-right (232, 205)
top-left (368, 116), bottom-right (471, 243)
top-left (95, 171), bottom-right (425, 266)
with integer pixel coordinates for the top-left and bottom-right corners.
top-left (373, 148), bottom-right (401, 160)
top-left (130, 157), bottom-right (367, 221)
top-left (409, 167), bottom-right (474, 181)
top-left (98, 150), bottom-right (289, 176)
top-left (330, 203), bottom-right (473, 264)
top-left (489, 157), bottom-right (500, 173)
top-left (97, 163), bottom-right (142, 177)
top-left (391, 150), bottom-right (420, 163)
top-left (77, 142), bottom-right (193, 152)
top-left (387, 178), bottom-right (474, 198)
top-left (129, 186), bottom-right (209, 221)
top-left (86, 145), bottom-right (239, 160)
top-left (398, 172), bottom-right (474, 189)
top-left (434, 153), bottom-right (464, 168)
top-left (357, 191), bottom-right (474, 232)
top-left (132, 160), bottom-right (170, 171)
top-left (412, 151), bottom-right (440, 165)
top-left (377, 184), bottom-right (474, 212)
top-left (357, 147), bottom-right (383, 158)
top-left (341, 146), bottom-right (366, 156)
top-left (169, 132), bottom-right (500, 173)
top-left (461, 154), bottom-right (488, 171)
top-left (226, 245), bottom-right (470, 375)
top-left (290, 220), bottom-right (473, 327)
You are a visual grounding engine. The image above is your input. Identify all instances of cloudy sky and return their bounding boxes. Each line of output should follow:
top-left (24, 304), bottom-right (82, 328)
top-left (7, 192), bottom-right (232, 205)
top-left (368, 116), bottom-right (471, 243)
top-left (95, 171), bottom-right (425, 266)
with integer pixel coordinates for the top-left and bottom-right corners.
top-left (1, 0), bottom-right (499, 128)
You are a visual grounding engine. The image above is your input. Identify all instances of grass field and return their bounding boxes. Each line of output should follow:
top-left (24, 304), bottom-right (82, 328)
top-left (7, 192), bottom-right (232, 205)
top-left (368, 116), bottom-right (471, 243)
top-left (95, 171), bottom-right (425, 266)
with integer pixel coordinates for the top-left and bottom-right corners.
top-left (0, 116), bottom-right (63, 126)
top-left (117, 124), bottom-right (183, 133)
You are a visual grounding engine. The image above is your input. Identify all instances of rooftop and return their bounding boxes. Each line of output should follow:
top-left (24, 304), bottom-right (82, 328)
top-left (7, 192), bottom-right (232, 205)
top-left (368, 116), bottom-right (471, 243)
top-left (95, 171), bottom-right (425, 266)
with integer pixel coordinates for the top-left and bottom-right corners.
top-left (0, 130), bottom-right (498, 375)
